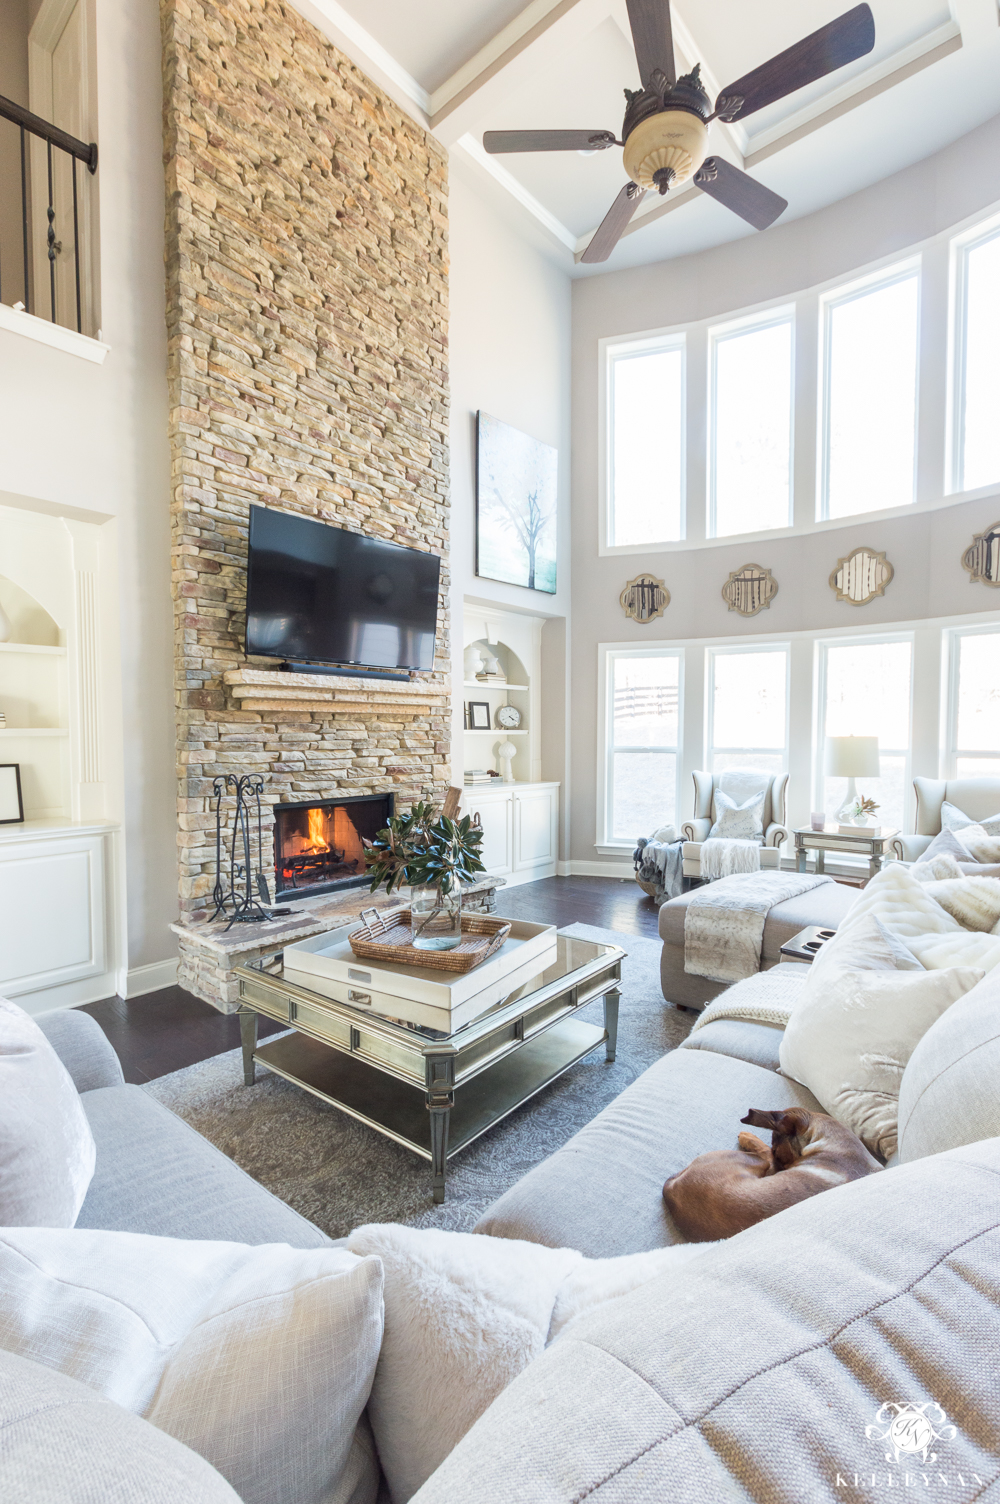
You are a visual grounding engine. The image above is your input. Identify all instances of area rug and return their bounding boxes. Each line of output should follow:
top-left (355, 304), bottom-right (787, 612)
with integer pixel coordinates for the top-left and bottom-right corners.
top-left (146, 924), bottom-right (691, 1237)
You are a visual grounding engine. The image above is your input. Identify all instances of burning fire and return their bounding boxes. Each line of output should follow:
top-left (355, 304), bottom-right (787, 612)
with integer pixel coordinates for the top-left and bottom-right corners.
top-left (306, 806), bottom-right (329, 853)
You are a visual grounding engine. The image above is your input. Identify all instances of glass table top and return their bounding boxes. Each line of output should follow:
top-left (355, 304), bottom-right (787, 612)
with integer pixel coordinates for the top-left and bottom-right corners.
top-left (242, 932), bottom-right (623, 1041)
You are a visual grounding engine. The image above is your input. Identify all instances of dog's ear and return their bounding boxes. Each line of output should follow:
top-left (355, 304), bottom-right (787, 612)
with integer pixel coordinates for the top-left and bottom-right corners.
top-left (741, 1108), bottom-right (783, 1130)
top-left (742, 1108), bottom-right (813, 1136)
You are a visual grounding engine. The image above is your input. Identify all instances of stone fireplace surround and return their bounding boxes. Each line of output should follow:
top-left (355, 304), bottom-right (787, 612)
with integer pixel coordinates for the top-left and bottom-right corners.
top-left (161, 0), bottom-right (452, 970)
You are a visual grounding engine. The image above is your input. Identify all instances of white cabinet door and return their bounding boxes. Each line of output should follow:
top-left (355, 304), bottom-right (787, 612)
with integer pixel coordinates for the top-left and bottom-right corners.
top-left (513, 788), bottom-right (557, 871)
top-left (0, 832), bottom-right (107, 995)
top-left (465, 795), bottom-right (513, 876)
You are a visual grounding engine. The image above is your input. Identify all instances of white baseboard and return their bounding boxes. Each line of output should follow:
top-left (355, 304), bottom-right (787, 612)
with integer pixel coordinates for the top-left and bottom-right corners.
top-left (558, 859), bottom-right (636, 878)
top-left (124, 958), bottom-right (179, 998)
top-left (16, 971), bottom-right (119, 1017)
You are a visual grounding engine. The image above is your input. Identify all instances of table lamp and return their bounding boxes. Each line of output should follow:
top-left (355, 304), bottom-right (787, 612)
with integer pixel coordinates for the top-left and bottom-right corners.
top-left (825, 735), bottom-right (880, 821)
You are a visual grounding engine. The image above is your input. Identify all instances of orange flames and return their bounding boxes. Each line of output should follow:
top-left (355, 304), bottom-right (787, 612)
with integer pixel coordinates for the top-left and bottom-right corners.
top-left (306, 806), bottom-right (329, 852)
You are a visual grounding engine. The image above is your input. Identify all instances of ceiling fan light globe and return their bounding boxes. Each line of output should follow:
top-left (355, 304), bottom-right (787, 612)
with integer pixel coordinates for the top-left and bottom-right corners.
top-left (622, 109), bottom-right (707, 190)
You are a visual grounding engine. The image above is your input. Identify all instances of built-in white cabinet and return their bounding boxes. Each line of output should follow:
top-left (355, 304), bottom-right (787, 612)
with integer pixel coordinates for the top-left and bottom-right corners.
top-left (0, 820), bottom-right (115, 1012)
top-left (460, 782), bottom-right (559, 887)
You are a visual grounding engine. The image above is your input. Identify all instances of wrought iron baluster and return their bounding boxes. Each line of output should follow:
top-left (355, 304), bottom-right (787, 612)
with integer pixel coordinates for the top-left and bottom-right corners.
top-left (46, 139), bottom-right (56, 322)
top-left (72, 155), bottom-right (81, 333)
top-left (20, 126), bottom-right (29, 314)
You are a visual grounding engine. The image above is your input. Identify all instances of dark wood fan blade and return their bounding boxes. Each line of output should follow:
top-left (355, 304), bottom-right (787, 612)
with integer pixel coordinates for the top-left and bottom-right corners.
top-left (694, 158), bottom-right (787, 231)
top-left (625, 0), bottom-right (676, 88)
top-left (715, 4), bottom-right (875, 123)
top-left (581, 183), bottom-right (647, 264)
top-left (483, 130), bottom-right (616, 154)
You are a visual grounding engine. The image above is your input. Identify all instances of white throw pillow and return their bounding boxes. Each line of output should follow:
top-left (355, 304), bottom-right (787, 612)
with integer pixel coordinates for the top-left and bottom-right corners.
top-left (345, 1223), bottom-right (710, 1504)
top-left (810, 913), bottom-right (921, 977)
top-left (824, 863), bottom-right (961, 943)
top-left (953, 824), bottom-right (1000, 864)
top-left (920, 876), bottom-right (1000, 932)
top-left (916, 827), bottom-right (973, 866)
top-left (708, 789), bottom-right (765, 842)
top-left (779, 965), bottom-right (984, 1160)
top-left (941, 800), bottom-right (1000, 837)
top-left (0, 1227), bottom-right (383, 1504)
top-left (903, 928), bottom-right (1000, 973)
top-left (0, 997), bottom-right (96, 1227)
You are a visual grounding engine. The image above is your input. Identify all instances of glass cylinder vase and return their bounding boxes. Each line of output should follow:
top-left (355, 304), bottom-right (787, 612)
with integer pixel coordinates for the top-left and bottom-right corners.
top-left (410, 882), bottom-right (462, 951)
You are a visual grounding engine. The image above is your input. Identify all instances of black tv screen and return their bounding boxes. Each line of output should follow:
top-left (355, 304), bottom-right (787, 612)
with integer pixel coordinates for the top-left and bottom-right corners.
top-left (245, 507), bottom-right (441, 671)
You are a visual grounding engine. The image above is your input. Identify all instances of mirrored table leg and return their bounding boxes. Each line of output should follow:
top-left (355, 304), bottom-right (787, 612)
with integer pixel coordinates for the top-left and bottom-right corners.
top-left (239, 1009), bottom-right (258, 1086)
top-left (603, 987), bottom-right (620, 1063)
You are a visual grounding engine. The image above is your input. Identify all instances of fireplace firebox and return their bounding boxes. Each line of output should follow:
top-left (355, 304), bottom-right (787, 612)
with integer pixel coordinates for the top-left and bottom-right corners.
top-left (273, 793), bottom-right (394, 901)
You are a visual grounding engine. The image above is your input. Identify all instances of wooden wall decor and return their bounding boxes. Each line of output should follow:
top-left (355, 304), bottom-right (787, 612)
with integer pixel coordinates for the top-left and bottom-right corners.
top-left (620, 574), bottom-right (670, 623)
top-left (829, 547), bottom-right (894, 605)
top-left (962, 522), bottom-right (1000, 587)
top-left (721, 564), bottom-right (778, 617)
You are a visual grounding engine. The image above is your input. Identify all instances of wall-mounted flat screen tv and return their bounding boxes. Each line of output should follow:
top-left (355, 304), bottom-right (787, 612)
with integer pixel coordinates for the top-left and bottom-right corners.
top-left (245, 506), bottom-right (441, 672)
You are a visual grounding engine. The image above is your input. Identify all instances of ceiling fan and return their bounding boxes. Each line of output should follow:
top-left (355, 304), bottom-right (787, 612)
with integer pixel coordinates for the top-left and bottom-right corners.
top-left (483, 1), bottom-right (875, 262)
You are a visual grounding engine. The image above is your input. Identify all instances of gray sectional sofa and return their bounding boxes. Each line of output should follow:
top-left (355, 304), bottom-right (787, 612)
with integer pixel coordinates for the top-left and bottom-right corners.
top-left (8, 957), bottom-right (1000, 1501)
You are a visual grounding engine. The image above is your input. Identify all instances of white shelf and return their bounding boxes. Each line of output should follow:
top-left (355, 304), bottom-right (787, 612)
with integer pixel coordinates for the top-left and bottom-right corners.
top-left (463, 681), bottom-right (529, 691)
top-left (0, 727), bottom-right (68, 737)
top-left (0, 641), bottom-right (65, 656)
top-left (464, 728), bottom-right (527, 735)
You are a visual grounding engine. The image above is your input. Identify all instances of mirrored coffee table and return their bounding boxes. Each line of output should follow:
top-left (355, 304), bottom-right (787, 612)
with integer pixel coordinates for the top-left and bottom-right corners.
top-left (234, 932), bottom-right (625, 1202)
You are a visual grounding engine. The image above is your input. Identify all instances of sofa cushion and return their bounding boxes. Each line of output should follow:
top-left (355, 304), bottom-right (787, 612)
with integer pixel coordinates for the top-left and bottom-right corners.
top-left (0, 1348), bottom-right (241, 1504)
top-left (898, 966), bottom-right (1000, 1162)
top-left (419, 1138), bottom-right (1000, 1504)
top-left (0, 1226), bottom-right (383, 1504)
top-left (35, 1006), bottom-right (126, 1092)
top-left (475, 1047), bottom-right (822, 1257)
top-left (0, 996), bottom-right (96, 1227)
top-left (658, 881), bottom-right (856, 964)
top-left (76, 1084), bottom-right (330, 1247)
top-left (679, 1016), bottom-right (785, 1072)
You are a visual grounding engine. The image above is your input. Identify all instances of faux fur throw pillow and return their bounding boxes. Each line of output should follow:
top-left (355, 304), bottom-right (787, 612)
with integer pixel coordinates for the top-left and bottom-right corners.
top-left (708, 789), bottom-right (765, 842)
top-left (913, 853), bottom-right (965, 883)
top-left (953, 824), bottom-right (1000, 864)
top-left (941, 800), bottom-right (1000, 837)
top-left (345, 1224), bottom-right (710, 1504)
top-left (921, 876), bottom-right (1000, 933)
top-left (810, 913), bottom-right (922, 977)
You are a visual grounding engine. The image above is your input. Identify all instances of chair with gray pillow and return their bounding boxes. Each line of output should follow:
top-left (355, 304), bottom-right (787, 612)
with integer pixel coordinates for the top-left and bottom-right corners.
top-left (680, 768), bottom-right (790, 885)
top-left (891, 775), bottom-right (1000, 863)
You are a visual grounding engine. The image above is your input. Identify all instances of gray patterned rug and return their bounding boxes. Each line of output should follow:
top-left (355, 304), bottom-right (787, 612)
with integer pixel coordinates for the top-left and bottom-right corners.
top-left (146, 924), bottom-right (691, 1238)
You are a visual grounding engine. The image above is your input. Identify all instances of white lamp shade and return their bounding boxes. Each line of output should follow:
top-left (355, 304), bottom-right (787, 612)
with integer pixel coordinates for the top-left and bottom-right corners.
top-left (825, 735), bottom-right (880, 778)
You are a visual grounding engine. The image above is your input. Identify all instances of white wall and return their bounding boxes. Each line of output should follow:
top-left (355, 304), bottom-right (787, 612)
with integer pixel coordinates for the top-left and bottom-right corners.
top-left (447, 155), bottom-right (573, 856)
top-left (0, 0), bottom-right (174, 990)
top-left (570, 111), bottom-right (1000, 866)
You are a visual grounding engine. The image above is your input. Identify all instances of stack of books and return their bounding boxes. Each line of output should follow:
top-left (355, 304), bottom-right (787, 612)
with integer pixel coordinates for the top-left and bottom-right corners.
top-left (464, 770), bottom-right (495, 786)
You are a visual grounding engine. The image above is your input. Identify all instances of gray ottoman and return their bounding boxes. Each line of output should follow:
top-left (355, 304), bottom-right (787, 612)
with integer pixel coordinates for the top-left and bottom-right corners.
top-left (658, 880), bottom-right (858, 1009)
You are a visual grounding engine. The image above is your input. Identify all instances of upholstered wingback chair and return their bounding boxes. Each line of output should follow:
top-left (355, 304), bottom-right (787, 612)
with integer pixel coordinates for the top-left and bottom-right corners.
top-left (681, 769), bottom-right (790, 881)
top-left (890, 776), bottom-right (1000, 862)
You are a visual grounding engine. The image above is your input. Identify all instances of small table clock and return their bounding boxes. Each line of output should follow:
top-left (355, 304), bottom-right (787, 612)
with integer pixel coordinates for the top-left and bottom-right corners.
top-left (496, 704), bottom-right (521, 730)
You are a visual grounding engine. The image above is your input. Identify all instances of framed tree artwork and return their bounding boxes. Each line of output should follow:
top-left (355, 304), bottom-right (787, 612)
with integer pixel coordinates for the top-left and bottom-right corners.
top-left (476, 411), bottom-right (557, 593)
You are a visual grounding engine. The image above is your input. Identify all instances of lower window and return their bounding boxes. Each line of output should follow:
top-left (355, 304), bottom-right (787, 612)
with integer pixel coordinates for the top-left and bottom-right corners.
top-left (606, 652), bottom-right (681, 843)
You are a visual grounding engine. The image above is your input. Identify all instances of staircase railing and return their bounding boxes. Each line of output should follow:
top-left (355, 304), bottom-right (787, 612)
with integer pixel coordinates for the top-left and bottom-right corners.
top-left (0, 92), bottom-right (98, 335)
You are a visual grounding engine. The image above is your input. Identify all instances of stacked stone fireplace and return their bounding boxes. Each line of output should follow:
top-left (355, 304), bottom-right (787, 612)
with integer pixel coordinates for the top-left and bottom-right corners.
top-left (161, 0), bottom-right (451, 933)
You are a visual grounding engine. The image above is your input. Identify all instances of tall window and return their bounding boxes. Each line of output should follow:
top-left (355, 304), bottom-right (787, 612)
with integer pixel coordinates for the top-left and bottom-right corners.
top-left (955, 225), bottom-right (1000, 493)
top-left (949, 628), bottom-right (1000, 778)
top-left (710, 315), bottom-right (792, 537)
top-left (607, 339), bottom-right (684, 547)
top-left (821, 270), bottom-right (919, 520)
top-left (819, 638), bottom-right (912, 831)
top-left (605, 651), bottom-right (681, 841)
top-left (708, 646), bottom-right (788, 777)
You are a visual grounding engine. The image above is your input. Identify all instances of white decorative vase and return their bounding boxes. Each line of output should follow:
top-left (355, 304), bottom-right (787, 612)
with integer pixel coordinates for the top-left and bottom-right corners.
top-left (0, 600), bottom-right (11, 644)
top-left (497, 740), bottom-right (517, 783)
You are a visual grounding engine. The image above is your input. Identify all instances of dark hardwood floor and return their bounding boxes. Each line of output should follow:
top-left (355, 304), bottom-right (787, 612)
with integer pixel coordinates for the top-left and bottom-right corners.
top-left (82, 875), bottom-right (659, 1086)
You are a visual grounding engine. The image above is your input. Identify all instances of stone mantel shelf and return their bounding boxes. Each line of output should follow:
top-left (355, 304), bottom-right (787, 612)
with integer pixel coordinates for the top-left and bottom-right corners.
top-left (224, 667), bottom-right (449, 717)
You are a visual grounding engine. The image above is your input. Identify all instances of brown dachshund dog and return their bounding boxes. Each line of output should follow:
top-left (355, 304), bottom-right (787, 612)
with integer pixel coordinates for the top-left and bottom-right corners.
top-left (662, 1108), bottom-right (881, 1242)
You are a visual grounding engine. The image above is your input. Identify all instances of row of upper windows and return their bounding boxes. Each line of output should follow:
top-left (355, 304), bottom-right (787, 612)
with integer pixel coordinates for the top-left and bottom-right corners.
top-left (604, 216), bottom-right (1000, 549)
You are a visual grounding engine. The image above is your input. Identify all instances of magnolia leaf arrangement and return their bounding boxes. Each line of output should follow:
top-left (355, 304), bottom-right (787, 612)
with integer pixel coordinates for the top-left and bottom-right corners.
top-left (363, 801), bottom-right (486, 896)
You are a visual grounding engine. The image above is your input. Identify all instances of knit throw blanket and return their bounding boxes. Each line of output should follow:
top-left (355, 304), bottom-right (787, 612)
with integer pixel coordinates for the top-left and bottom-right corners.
top-left (700, 838), bottom-right (761, 880)
top-left (684, 871), bottom-right (834, 984)
top-left (689, 965), bottom-right (810, 1033)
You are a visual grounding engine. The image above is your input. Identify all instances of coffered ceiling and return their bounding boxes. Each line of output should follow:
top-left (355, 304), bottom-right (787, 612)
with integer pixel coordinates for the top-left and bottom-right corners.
top-left (298, 0), bottom-right (1000, 273)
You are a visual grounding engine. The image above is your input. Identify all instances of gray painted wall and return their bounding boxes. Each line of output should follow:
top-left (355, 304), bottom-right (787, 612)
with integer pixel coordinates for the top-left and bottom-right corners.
top-left (569, 111), bottom-right (1000, 864)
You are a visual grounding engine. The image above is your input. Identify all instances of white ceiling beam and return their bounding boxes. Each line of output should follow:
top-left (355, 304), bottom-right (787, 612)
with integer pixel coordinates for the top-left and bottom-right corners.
top-left (430, 0), bottom-right (612, 144)
top-left (455, 134), bottom-right (578, 251)
top-left (950, 0), bottom-right (999, 45)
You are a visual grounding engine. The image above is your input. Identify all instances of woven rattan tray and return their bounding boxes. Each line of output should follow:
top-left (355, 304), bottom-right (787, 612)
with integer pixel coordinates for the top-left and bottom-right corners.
top-left (348, 907), bottom-right (511, 973)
